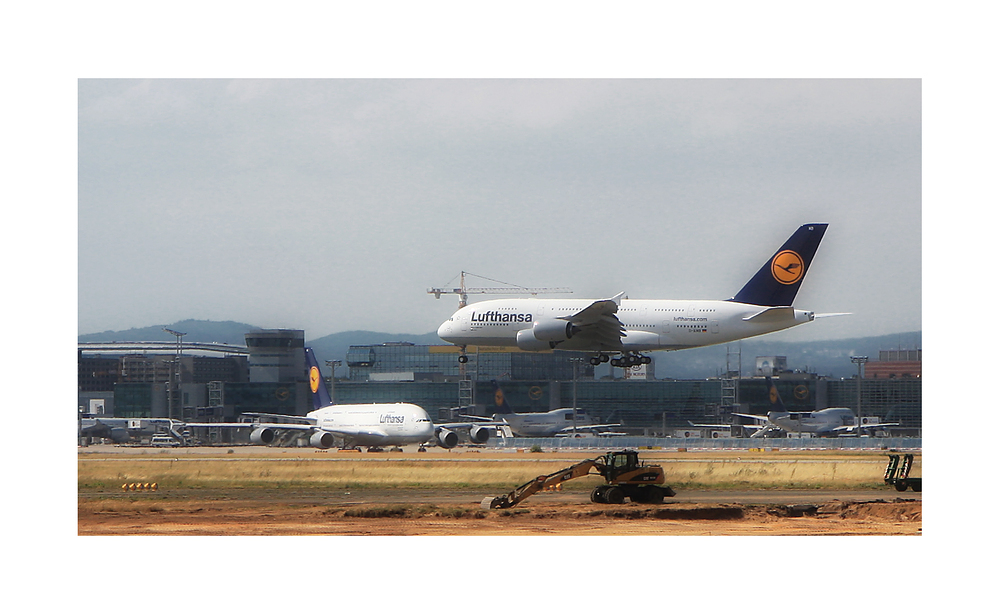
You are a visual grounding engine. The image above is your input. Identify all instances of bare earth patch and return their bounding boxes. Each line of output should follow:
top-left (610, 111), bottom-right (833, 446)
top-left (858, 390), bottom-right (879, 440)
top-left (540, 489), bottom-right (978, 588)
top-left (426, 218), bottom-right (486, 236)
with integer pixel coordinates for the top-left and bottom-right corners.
top-left (78, 495), bottom-right (921, 536)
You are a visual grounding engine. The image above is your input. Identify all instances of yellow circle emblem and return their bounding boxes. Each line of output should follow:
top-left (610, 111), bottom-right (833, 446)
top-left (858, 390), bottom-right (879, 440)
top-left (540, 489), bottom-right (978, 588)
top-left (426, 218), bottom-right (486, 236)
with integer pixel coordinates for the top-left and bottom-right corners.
top-left (769, 386), bottom-right (779, 403)
top-left (309, 366), bottom-right (321, 393)
top-left (771, 250), bottom-right (805, 285)
top-left (494, 389), bottom-right (505, 407)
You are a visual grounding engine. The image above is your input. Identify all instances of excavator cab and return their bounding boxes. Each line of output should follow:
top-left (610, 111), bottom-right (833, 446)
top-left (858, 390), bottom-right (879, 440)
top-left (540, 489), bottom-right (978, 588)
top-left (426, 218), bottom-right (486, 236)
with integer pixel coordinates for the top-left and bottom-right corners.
top-left (602, 450), bottom-right (640, 480)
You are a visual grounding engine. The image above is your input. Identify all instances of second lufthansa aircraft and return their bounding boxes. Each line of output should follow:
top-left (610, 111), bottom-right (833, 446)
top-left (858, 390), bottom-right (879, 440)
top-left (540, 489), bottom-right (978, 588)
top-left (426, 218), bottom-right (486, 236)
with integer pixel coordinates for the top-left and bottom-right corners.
top-left (438, 224), bottom-right (838, 366)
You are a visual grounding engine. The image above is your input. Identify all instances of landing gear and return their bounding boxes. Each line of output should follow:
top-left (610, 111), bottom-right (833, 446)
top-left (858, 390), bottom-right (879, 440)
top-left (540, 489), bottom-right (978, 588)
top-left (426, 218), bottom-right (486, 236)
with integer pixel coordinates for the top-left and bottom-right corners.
top-left (589, 353), bottom-right (611, 366)
top-left (458, 345), bottom-right (469, 363)
top-left (610, 352), bottom-right (652, 368)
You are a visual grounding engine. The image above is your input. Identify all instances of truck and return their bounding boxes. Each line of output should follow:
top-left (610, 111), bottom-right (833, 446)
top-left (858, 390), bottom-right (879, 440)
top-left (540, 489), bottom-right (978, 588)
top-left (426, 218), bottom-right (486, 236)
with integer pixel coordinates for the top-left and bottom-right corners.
top-left (884, 453), bottom-right (921, 492)
top-left (481, 449), bottom-right (676, 509)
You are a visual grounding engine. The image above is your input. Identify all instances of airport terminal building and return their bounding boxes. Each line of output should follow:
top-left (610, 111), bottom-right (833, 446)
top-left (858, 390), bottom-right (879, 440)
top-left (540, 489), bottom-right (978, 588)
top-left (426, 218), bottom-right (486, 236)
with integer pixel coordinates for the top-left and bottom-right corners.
top-left (78, 331), bottom-right (922, 440)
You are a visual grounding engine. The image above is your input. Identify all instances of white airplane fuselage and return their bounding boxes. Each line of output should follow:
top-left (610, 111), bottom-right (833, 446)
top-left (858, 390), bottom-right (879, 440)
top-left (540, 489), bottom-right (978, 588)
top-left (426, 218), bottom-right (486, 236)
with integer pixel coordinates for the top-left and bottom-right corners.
top-left (496, 408), bottom-right (596, 437)
top-left (308, 403), bottom-right (435, 446)
top-left (438, 298), bottom-right (815, 353)
top-left (768, 407), bottom-right (856, 435)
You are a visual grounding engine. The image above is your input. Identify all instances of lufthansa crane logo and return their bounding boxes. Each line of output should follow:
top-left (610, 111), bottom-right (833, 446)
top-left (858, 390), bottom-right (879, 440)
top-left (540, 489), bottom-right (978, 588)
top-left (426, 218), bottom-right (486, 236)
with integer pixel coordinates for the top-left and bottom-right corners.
top-left (309, 366), bottom-right (321, 394)
top-left (771, 250), bottom-right (805, 285)
top-left (769, 385), bottom-right (779, 404)
top-left (494, 389), bottom-right (505, 407)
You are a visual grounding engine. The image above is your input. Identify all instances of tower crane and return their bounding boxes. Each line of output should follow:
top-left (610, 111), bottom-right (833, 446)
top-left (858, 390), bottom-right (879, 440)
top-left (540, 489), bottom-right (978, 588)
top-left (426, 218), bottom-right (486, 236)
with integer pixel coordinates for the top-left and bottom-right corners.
top-left (428, 271), bottom-right (571, 308)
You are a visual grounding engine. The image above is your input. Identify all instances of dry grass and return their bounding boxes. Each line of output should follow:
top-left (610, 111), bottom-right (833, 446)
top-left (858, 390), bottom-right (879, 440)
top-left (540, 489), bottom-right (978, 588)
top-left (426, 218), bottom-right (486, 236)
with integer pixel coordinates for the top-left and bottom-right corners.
top-left (78, 451), bottom-right (918, 491)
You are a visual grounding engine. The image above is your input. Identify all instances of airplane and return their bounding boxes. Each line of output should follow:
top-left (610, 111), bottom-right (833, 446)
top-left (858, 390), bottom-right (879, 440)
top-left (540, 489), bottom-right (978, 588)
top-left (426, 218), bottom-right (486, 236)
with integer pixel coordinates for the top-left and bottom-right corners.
top-left (734, 376), bottom-right (898, 438)
top-left (438, 224), bottom-right (843, 367)
top-left (461, 380), bottom-right (624, 437)
top-left (185, 348), bottom-right (496, 449)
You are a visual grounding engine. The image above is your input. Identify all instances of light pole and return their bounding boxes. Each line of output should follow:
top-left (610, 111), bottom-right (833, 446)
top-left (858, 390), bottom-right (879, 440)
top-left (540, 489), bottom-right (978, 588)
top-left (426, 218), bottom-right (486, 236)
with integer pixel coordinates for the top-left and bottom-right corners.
top-left (325, 360), bottom-right (342, 404)
top-left (163, 328), bottom-right (186, 421)
top-left (569, 357), bottom-right (584, 437)
top-left (851, 356), bottom-right (868, 431)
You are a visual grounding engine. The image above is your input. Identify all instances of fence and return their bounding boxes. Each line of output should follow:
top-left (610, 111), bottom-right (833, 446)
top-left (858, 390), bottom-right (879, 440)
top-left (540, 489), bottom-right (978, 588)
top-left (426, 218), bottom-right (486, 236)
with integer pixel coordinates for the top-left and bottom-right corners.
top-left (489, 436), bottom-right (921, 451)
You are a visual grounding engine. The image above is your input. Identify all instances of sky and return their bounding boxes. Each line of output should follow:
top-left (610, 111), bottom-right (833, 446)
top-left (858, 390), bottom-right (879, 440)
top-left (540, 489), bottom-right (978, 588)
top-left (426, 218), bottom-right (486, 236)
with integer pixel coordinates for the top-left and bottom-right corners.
top-left (78, 78), bottom-right (921, 342)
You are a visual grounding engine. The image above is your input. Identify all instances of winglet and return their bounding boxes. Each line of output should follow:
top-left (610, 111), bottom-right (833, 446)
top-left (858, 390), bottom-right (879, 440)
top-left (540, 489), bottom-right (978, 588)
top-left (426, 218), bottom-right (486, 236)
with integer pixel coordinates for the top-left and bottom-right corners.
top-left (305, 348), bottom-right (333, 410)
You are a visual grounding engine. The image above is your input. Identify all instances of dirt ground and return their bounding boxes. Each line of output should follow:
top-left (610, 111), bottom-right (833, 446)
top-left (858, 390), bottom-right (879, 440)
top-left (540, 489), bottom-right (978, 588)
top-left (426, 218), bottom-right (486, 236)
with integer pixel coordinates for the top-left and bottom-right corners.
top-left (78, 490), bottom-right (921, 536)
top-left (78, 446), bottom-right (920, 535)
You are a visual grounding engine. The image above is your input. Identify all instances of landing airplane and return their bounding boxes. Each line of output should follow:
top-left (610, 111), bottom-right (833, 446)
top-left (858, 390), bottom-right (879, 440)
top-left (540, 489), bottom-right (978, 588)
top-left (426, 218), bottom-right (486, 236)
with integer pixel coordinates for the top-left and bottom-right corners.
top-left (438, 224), bottom-right (841, 367)
top-left (186, 348), bottom-right (495, 449)
top-left (735, 377), bottom-right (898, 438)
top-left (461, 380), bottom-right (623, 437)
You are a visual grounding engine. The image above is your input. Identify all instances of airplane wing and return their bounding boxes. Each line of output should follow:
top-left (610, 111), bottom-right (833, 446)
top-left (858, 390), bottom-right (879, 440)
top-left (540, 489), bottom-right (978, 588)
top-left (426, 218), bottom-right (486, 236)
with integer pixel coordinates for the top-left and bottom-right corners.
top-left (437, 420), bottom-right (505, 430)
top-left (733, 413), bottom-right (769, 423)
top-left (184, 421), bottom-right (315, 431)
top-left (459, 414), bottom-right (494, 422)
top-left (832, 421), bottom-right (900, 433)
top-left (559, 293), bottom-right (626, 350)
top-left (554, 423), bottom-right (622, 434)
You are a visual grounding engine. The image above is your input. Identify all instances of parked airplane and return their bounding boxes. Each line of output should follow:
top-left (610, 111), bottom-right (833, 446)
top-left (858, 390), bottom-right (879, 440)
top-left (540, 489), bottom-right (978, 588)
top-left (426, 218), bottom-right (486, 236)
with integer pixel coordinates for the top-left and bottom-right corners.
top-left (735, 377), bottom-right (898, 438)
top-left (438, 224), bottom-right (840, 367)
top-left (186, 348), bottom-right (495, 449)
top-left (461, 380), bottom-right (623, 437)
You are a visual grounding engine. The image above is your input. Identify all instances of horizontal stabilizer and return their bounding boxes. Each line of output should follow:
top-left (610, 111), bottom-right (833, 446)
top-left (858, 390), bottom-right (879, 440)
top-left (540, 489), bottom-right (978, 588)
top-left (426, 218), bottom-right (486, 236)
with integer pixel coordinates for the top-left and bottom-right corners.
top-left (742, 306), bottom-right (795, 323)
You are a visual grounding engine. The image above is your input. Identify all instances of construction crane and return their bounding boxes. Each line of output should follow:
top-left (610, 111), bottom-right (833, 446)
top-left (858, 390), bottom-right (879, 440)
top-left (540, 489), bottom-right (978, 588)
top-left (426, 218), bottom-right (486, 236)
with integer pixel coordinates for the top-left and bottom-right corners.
top-left (428, 271), bottom-right (572, 308)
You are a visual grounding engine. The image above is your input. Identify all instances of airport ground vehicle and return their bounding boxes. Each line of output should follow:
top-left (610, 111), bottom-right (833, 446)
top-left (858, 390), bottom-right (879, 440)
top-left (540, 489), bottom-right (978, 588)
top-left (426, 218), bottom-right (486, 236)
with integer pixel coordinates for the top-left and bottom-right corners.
top-left (884, 453), bottom-right (921, 492)
top-left (149, 435), bottom-right (180, 447)
top-left (481, 449), bottom-right (675, 509)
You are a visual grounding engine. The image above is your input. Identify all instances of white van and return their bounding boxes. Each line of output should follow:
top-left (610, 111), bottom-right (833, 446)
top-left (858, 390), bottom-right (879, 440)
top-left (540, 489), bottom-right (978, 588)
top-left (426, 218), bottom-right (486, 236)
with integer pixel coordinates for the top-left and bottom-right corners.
top-left (150, 435), bottom-right (180, 447)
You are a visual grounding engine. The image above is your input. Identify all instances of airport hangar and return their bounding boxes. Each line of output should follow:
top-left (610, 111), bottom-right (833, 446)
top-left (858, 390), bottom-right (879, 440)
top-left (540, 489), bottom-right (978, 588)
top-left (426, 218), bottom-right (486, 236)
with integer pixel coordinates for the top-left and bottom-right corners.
top-left (79, 330), bottom-right (922, 444)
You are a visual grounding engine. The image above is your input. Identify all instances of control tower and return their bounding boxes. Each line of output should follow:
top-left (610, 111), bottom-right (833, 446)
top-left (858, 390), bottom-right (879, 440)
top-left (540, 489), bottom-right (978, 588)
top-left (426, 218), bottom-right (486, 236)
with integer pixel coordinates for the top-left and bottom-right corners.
top-left (245, 330), bottom-right (306, 383)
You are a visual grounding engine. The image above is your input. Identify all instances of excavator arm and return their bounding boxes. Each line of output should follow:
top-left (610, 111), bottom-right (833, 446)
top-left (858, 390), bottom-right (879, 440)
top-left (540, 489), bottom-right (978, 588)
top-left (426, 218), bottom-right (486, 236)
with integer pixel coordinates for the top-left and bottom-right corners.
top-left (482, 458), bottom-right (603, 509)
top-left (482, 450), bottom-right (676, 509)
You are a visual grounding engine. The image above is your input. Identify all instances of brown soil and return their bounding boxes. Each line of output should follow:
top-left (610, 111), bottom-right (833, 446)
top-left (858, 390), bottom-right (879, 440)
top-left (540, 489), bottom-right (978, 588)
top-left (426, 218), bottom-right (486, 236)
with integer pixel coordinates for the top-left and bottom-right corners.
top-left (78, 493), bottom-right (921, 536)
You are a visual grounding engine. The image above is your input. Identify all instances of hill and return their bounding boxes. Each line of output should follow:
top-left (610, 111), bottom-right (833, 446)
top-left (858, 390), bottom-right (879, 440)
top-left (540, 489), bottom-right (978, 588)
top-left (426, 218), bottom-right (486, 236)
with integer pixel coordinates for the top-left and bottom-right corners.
top-left (78, 320), bottom-right (919, 379)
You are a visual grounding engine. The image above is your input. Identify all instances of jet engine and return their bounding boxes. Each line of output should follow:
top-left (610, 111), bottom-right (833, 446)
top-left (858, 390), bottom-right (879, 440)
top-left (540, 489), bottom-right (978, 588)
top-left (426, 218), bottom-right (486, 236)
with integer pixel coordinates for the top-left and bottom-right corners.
top-left (436, 427), bottom-right (458, 448)
top-left (468, 424), bottom-right (490, 444)
top-left (250, 427), bottom-right (275, 445)
top-left (516, 328), bottom-right (553, 351)
top-left (531, 319), bottom-right (578, 342)
top-left (309, 430), bottom-right (335, 448)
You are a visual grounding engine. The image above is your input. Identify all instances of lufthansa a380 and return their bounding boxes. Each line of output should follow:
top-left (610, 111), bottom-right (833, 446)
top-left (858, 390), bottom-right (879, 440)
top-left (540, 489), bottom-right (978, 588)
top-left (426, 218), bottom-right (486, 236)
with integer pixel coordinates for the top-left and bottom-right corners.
top-left (437, 224), bottom-right (841, 367)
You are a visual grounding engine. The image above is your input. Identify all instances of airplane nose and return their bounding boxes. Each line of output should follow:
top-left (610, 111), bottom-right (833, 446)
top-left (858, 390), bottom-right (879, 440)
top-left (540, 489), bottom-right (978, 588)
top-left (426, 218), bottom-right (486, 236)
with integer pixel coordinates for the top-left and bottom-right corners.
top-left (437, 319), bottom-right (453, 341)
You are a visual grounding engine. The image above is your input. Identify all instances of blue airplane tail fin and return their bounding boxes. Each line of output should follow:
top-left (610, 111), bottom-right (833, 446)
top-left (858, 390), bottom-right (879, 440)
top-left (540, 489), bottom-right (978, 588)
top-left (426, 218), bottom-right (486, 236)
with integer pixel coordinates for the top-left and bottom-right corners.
top-left (765, 377), bottom-right (787, 413)
top-left (305, 347), bottom-right (333, 410)
top-left (489, 380), bottom-right (514, 415)
top-left (729, 223), bottom-right (828, 307)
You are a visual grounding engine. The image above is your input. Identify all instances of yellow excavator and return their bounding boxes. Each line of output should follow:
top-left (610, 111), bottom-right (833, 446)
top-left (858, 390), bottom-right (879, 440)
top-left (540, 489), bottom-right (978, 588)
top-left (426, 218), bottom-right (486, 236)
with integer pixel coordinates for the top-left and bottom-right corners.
top-left (481, 449), bottom-right (676, 509)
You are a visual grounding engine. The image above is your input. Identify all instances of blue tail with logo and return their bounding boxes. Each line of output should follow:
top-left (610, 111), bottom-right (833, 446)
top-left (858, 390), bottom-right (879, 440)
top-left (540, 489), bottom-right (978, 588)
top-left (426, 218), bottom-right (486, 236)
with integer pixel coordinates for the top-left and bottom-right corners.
top-left (489, 380), bottom-right (514, 415)
top-left (764, 376), bottom-right (787, 413)
top-left (305, 347), bottom-right (333, 410)
top-left (729, 223), bottom-right (828, 307)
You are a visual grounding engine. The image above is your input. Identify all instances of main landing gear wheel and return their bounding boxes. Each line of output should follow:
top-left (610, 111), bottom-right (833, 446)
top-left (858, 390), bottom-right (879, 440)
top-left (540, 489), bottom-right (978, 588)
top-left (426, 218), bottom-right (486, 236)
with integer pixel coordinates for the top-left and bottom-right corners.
top-left (589, 353), bottom-right (611, 366)
top-left (610, 353), bottom-right (652, 368)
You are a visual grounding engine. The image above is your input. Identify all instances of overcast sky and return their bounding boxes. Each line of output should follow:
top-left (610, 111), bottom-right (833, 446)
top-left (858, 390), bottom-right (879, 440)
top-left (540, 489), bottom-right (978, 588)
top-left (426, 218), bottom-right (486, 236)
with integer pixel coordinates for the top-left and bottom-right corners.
top-left (79, 79), bottom-right (920, 342)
